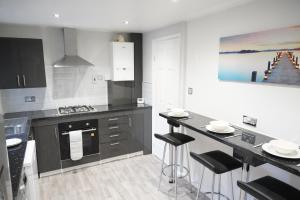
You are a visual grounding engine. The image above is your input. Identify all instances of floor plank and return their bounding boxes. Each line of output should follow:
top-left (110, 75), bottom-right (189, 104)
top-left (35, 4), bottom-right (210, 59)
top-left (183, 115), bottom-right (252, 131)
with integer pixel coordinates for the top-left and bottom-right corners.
top-left (39, 155), bottom-right (209, 200)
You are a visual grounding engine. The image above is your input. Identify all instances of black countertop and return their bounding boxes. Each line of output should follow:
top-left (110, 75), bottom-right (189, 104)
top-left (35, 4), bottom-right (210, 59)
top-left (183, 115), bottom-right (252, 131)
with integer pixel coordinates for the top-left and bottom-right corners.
top-left (5, 117), bottom-right (30, 198)
top-left (160, 111), bottom-right (300, 177)
top-left (4, 104), bottom-right (152, 121)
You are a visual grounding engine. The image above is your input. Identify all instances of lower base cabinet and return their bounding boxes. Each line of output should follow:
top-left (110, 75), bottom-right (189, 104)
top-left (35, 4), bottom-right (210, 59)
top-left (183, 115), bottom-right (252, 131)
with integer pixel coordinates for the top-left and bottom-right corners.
top-left (33, 125), bottom-right (61, 174)
top-left (32, 107), bottom-right (152, 174)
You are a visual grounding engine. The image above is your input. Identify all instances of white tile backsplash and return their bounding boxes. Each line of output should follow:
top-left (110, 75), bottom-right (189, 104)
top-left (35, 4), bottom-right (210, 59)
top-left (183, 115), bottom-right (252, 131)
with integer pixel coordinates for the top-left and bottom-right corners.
top-left (0, 24), bottom-right (115, 113)
top-left (142, 82), bottom-right (152, 105)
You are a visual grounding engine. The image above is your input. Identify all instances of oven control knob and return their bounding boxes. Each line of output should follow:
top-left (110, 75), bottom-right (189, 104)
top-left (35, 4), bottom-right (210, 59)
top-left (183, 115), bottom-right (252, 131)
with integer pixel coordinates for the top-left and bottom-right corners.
top-left (68, 125), bottom-right (72, 128)
top-left (86, 123), bottom-right (90, 126)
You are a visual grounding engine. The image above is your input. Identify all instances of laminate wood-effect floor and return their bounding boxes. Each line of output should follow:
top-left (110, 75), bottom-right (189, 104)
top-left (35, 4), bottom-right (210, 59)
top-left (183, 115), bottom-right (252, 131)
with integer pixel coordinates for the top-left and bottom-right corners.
top-left (39, 155), bottom-right (209, 200)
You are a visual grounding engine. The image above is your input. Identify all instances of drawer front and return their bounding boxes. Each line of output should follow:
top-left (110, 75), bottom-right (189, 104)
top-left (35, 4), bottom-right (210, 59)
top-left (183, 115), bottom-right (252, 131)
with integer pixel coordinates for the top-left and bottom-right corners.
top-left (100, 140), bottom-right (129, 160)
top-left (99, 131), bottom-right (128, 143)
top-left (100, 123), bottom-right (130, 135)
top-left (100, 115), bottom-right (130, 128)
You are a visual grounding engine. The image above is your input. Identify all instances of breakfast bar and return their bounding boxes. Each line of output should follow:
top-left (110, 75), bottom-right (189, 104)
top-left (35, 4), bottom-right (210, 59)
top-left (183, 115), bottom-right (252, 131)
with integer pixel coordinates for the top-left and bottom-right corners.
top-left (159, 111), bottom-right (300, 200)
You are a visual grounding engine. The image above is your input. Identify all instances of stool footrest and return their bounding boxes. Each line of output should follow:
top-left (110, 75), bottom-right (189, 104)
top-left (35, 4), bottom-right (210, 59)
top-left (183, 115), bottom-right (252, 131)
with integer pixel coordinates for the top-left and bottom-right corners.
top-left (162, 164), bottom-right (190, 179)
top-left (203, 191), bottom-right (231, 200)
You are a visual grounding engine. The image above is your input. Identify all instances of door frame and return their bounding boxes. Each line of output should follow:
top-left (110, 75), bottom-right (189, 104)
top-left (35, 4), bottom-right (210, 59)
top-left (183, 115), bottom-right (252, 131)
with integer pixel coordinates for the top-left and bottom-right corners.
top-left (151, 33), bottom-right (186, 157)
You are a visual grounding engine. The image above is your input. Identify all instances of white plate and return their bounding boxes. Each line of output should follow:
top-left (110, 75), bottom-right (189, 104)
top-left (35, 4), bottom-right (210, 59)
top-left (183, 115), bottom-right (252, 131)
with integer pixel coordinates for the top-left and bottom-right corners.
top-left (262, 143), bottom-right (300, 159)
top-left (167, 111), bottom-right (189, 118)
top-left (205, 125), bottom-right (235, 134)
top-left (6, 138), bottom-right (22, 147)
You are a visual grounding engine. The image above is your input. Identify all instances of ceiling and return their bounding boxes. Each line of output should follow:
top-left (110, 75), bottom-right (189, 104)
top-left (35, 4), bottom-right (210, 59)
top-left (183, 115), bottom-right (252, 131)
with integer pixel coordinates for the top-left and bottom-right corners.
top-left (0, 0), bottom-right (253, 32)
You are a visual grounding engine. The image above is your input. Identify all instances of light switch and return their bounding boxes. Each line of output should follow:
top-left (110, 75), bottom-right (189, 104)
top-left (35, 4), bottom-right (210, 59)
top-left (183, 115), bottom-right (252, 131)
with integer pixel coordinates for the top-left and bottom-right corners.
top-left (188, 87), bottom-right (193, 95)
top-left (243, 115), bottom-right (257, 127)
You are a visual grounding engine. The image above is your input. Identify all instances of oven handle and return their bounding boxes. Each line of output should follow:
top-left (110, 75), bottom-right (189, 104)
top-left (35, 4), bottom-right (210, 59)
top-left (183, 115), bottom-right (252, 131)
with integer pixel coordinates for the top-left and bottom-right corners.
top-left (61, 128), bottom-right (97, 136)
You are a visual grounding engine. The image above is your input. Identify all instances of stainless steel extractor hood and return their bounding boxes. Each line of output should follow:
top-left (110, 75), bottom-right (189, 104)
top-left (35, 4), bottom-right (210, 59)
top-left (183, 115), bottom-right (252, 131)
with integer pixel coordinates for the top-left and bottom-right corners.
top-left (54, 28), bottom-right (94, 68)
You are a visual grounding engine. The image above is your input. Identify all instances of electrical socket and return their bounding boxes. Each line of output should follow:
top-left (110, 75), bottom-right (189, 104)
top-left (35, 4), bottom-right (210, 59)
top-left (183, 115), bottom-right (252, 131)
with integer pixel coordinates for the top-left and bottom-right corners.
top-left (25, 96), bottom-right (36, 102)
top-left (243, 115), bottom-right (257, 127)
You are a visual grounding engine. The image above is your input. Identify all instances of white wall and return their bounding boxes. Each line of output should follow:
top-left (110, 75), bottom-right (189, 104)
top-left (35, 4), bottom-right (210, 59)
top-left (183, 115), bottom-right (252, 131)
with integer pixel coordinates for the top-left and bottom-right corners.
top-left (184, 0), bottom-right (300, 198)
top-left (0, 24), bottom-right (114, 113)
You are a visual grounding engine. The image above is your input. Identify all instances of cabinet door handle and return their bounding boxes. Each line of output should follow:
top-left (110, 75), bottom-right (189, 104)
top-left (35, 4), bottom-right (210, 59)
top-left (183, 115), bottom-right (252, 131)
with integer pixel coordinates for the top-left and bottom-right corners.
top-left (109, 126), bottom-right (119, 130)
top-left (110, 142), bottom-right (120, 146)
top-left (109, 134), bottom-right (120, 138)
top-left (108, 118), bottom-right (119, 121)
top-left (22, 75), bottom-right (26, 87)
top-left (17, 75), bottom-right (20, 87)
top-left (54, 127), bottom-right (58, 140)
top-left (129, 117), bottom-right (132, 127)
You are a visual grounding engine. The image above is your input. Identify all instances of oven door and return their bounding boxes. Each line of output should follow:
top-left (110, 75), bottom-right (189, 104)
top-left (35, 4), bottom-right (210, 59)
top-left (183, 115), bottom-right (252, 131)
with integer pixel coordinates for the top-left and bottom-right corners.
top-left (59, 120), bottom-right (99, 161)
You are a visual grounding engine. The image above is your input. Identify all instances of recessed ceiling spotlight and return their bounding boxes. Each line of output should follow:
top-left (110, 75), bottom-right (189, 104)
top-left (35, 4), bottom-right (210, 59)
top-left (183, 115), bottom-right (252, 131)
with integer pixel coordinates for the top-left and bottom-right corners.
top-left (171, 0), bottom-right (179, 2)
top-left (123, 20), bottom-right (129, 25)
top-left (53, 13), bottom-right (60, 19)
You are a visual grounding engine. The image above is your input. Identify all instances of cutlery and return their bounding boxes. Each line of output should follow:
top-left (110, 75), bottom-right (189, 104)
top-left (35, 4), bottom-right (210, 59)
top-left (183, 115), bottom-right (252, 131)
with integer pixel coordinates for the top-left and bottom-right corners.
top-left (225, 133), bottom-right (242, 139)
top-left (253, 143), bottom-right (264, 148)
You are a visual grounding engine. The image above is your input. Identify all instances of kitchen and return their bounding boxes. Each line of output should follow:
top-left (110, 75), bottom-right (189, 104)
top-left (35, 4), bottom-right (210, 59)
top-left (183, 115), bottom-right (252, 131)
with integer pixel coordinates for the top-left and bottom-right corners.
top-left (0, 0), bottom-right (300, 200)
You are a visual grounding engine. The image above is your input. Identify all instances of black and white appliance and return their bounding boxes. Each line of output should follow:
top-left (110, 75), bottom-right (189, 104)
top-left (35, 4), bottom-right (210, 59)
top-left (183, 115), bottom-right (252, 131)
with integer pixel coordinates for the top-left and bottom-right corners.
top-left (0, 115), bottom-right (13, 200)
top-left (58, 119), bottom-right (99, 165)
top-left (17, 140), bottom-right (39, 200)
top-left (58, 105), bottom-right (96, 115)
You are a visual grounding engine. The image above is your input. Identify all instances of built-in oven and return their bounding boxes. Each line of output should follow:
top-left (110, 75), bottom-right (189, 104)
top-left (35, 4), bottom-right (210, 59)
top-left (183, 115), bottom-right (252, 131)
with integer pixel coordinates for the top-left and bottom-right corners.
top-left (58, 119), bottom-right (99, 161)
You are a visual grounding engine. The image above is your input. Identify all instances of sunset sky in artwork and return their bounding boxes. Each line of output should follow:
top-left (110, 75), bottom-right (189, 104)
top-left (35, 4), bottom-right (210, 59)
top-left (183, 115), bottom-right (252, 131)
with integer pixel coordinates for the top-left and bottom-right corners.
top-left (220, 25), bottom-right (300, 52)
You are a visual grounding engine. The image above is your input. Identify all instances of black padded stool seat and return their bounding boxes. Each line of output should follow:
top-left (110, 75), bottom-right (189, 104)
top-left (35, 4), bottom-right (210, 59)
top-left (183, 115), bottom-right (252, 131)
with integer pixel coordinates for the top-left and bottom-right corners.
top-left (237, 176), bottom-right (300, 200)
top-left (190, 150), bottom-right (242, 174)
top-left (154, 133), bottom-right (195, 147)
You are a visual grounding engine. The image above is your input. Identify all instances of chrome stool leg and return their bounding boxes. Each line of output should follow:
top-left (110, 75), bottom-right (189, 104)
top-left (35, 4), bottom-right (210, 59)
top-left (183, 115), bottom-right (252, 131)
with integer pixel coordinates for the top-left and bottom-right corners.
top-left (185, 144), bottom-right (193, 192)
top-left (231, 171), bottom-right (235, 200)
top-left (158, 143), bottom-right (167, 191)
top-left (174, 146), bottom-right (178, 200)
top-left (196, 167), bottom-right (205, 200)
top-left (218, 175), bottom-right (221, 200)
top-left (211, 173), bottom-right (215, 200)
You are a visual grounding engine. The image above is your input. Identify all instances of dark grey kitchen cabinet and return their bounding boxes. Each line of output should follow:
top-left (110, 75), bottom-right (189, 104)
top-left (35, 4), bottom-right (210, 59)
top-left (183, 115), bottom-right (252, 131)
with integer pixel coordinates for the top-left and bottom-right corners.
top-left (128, 110), bottom-right (144, 154)
top-left (33, 124), bottom-right (61, 174)
top-left (143, 108), bottom-right (152, 154)
top-left (0, 38), bottom-right (19, 89)
top-left (0, 37), bottom-right (46, 89)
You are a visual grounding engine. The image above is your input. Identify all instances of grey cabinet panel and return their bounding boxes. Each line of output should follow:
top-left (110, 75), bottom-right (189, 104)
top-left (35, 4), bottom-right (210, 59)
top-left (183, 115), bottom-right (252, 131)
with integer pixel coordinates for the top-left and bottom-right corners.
top-left (33, 125), bottom-right (61, 174)
top-left (18, 39), bottom-right (46, 88)
top-left (0, 38), bottom-right (20, 89)
top-left (143, 108), bottom-right (152, 154)
top-left (129, 111), bottom-right (144, 154)
top-left (0, 37), bottom-right (46, 89)
top-left (129, 33), bottom-right (143, 103)
top-left (99, 131), bottom-right (128, 143)
top-left (100, 139), bottom-right (129, 160)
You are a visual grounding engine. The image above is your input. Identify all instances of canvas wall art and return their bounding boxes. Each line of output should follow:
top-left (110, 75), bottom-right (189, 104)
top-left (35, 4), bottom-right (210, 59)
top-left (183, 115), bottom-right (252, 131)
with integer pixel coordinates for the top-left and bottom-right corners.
top-left (219, 25), bottom-right (300, 85)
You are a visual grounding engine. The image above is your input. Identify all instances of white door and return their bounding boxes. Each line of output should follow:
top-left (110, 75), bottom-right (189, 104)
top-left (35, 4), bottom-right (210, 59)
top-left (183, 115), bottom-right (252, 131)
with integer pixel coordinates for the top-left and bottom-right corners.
top-left (152, 35), bottom-right (182, 158)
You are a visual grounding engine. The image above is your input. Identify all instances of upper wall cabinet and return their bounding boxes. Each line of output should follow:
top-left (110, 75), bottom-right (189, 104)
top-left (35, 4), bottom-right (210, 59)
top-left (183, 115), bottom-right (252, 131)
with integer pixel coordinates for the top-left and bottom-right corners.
top-left (0, 37), bottom-right (46, 89)
top-left (111, 42), bottom-right (134, 81)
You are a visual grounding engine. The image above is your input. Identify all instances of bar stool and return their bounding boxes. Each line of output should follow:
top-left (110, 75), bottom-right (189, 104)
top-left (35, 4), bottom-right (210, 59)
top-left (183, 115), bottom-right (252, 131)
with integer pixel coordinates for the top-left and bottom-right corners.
top-left (237, 176), bottom-right (300, 200)
top-left (154, 120), bottom-right (195, 199)
top-left (190, 150), bottom-right (242, 200)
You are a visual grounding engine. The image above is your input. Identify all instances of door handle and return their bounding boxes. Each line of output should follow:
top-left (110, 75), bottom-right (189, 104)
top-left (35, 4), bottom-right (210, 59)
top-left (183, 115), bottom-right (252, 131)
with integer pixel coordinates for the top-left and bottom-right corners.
top-left (17, 75), bottom-right (20, 87)
top-left (109, 126), bottom-right (119, 130)
top-left (22, 75), bottom-right (26, 87)
top-left (54, 127), bottom-right (58, 140)
top-left (108, 118), bottom-right (119, 121)
top-left (109, 134), bottom-right (120, 138)
top-left (110, 142), bottom-right (120, 146)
